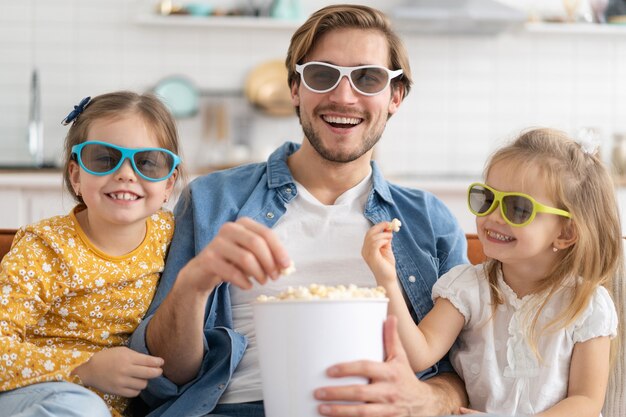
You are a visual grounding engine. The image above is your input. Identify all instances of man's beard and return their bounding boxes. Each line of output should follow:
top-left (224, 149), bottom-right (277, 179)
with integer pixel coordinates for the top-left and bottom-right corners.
top-left (299, 110), bottom-right (386, 163)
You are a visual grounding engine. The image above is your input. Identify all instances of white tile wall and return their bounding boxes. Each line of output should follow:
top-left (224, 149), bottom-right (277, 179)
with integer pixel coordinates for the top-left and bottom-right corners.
top-left (2, 0), bottom-right (626, 178)
top-left (378, 27), bottom-right (626, 178)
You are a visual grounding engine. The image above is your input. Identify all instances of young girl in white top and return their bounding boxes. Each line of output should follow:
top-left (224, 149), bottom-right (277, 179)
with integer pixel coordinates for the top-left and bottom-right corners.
top-left (0, 91), bottom-right (185, 417)
top-left (363, 128), bottom-right (621, 417)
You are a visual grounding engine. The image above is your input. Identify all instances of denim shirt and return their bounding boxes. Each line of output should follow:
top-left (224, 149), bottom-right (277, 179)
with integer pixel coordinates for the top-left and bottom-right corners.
top-left (129, 142), bottom-right (468, 417)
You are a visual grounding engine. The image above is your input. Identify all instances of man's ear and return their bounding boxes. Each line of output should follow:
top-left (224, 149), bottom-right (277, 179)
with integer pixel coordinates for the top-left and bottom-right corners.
top-left (290, 82), bottom-right (300, 106)
top-left (387, 85), bottom-right (404, 116)
top-left (554, 220), bottom-right (578, 250)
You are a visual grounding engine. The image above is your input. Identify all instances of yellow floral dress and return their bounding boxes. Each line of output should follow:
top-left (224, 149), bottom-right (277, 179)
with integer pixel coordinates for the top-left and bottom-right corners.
top-left (0, 206), bottom-right (174, 416)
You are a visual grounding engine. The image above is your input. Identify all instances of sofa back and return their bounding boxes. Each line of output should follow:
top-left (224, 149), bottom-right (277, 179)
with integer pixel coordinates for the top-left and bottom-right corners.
top-left (0, 229), bottom-right (16, 260)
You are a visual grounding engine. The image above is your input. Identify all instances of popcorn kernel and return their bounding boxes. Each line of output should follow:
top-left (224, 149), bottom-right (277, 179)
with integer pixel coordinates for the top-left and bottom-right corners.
top-left (388, 218), bottom-right (402, 232)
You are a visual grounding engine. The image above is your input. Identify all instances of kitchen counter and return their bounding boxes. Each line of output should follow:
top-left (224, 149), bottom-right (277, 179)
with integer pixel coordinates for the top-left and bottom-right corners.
top-left (3, 171), bottom-right (626, 235)
top-left (0, 171), bottom-right (478, 231)
top-left (0, 170), bottom-right (63, 188)
top-left (0, 171), bottom-right (474, 189)
top-left (389, 175), bottom-right (478, 234)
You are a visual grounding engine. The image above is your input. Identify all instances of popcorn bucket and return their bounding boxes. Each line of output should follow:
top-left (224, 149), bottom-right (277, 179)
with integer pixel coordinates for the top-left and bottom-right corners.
top-left (252, 298), bottom-right (388, 417)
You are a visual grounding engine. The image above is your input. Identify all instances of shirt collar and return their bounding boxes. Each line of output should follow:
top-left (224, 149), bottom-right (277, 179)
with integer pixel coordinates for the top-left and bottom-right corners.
top-left (266, 141), bottom-right (299, 189)
top-left (265, 141), bottom-right (393, 204)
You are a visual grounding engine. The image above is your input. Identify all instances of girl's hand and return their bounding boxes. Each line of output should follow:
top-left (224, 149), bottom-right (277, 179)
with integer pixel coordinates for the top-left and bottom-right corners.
top-left (361, 221), bottom-right (398, 286)
top-left (459, 407), bottom-right (486, 414)
top-left (72, 346), bottom-right (164, 397)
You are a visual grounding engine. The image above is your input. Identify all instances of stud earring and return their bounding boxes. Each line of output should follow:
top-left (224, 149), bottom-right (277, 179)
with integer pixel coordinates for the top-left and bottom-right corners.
top-left (552, 247), bottom-right (558, 253)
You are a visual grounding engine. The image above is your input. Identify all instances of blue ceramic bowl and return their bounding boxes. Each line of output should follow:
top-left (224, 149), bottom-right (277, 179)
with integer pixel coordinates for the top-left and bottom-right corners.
top-left (185, 3), bottom-right (213, 16)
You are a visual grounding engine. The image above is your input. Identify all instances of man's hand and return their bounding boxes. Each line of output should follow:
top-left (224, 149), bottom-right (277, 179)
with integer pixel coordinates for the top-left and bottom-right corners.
top-left (147, 217), bottom-right (292, 384)
top-left (179, 217), bottom-right (292, 294)
top-left (72, 346), bottom-right (163, 397)
top-left (314, 316), bottom-right (466, 417)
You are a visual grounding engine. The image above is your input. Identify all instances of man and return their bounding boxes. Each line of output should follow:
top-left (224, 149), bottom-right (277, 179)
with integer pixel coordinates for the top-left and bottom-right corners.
top-left (130, 5), bottom-right (469, 417)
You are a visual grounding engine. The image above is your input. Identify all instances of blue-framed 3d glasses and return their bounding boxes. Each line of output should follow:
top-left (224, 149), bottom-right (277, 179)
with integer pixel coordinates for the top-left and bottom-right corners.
top-left (71, 141), bottom-right (180, 182)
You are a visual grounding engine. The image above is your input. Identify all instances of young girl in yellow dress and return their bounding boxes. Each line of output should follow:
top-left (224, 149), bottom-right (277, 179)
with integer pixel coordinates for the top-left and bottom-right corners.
top-left (0, 91), bottom-right (185, 417)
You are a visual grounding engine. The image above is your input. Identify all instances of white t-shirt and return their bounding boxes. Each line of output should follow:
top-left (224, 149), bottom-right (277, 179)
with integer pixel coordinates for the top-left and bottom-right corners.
top-left (219, 172), bottom-right (377, 403)
top-left (432, 264), bottom-right (618, 416)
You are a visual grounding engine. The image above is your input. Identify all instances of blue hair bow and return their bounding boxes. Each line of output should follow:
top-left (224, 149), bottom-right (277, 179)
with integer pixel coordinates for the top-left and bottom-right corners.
top-left (61, 96), bottom-right (91, 126)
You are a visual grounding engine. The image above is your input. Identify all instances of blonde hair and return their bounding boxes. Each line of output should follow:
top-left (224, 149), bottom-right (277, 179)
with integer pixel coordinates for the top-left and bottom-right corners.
top-left (483, 128), bottom-right (622, 357)
top-left (285, 4), bottom-right (412, 101)
top-left (62, 91), bottom-right (186, 204)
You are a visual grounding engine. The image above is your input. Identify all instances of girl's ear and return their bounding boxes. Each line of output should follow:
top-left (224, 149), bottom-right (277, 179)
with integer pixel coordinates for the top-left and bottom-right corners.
top-left (163, 169), bottom-right (178, 202)
top-left (68, 160), bottom-right (81, 196)
top-left (554, 220), bottom-right (577, 250)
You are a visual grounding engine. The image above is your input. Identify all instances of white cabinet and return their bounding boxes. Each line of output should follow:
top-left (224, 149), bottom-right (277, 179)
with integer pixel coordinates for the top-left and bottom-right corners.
top-left (0, 172), bottom-right (74, 229)
top-left (0, 171), bottom-right (178, 229)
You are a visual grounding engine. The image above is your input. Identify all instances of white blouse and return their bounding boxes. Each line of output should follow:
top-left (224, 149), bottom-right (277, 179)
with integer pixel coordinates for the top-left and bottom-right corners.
top-left (432, 264), bottom-right (618, 416)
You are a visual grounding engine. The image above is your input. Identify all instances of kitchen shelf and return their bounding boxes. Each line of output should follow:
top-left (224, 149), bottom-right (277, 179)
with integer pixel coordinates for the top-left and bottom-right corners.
top-left (135, 14), bottom-right (626, 36)
top-left (135, 14), bottom-right (302, 30)
top-left (524, 21), bottom-right (626, 35)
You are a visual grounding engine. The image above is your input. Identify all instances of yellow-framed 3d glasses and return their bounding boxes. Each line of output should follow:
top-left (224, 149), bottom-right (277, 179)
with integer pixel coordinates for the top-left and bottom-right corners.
top-left (467, 183), bottom-right (571, 227)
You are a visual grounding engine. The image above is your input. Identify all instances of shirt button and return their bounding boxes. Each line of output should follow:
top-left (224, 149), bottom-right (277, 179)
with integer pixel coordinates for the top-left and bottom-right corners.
top-left (218, 383), bottom-right (225, 390)
top-left (266, 212), bottom-right (275, 219)
top-left (285, 187), bottom-right (292, 194)
top-left (408, 275), bottom-right (416, 283)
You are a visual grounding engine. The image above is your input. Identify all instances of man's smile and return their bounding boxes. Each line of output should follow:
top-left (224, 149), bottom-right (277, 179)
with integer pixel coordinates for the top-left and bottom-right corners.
top-left (321, 114), bottom-right (363, 129)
